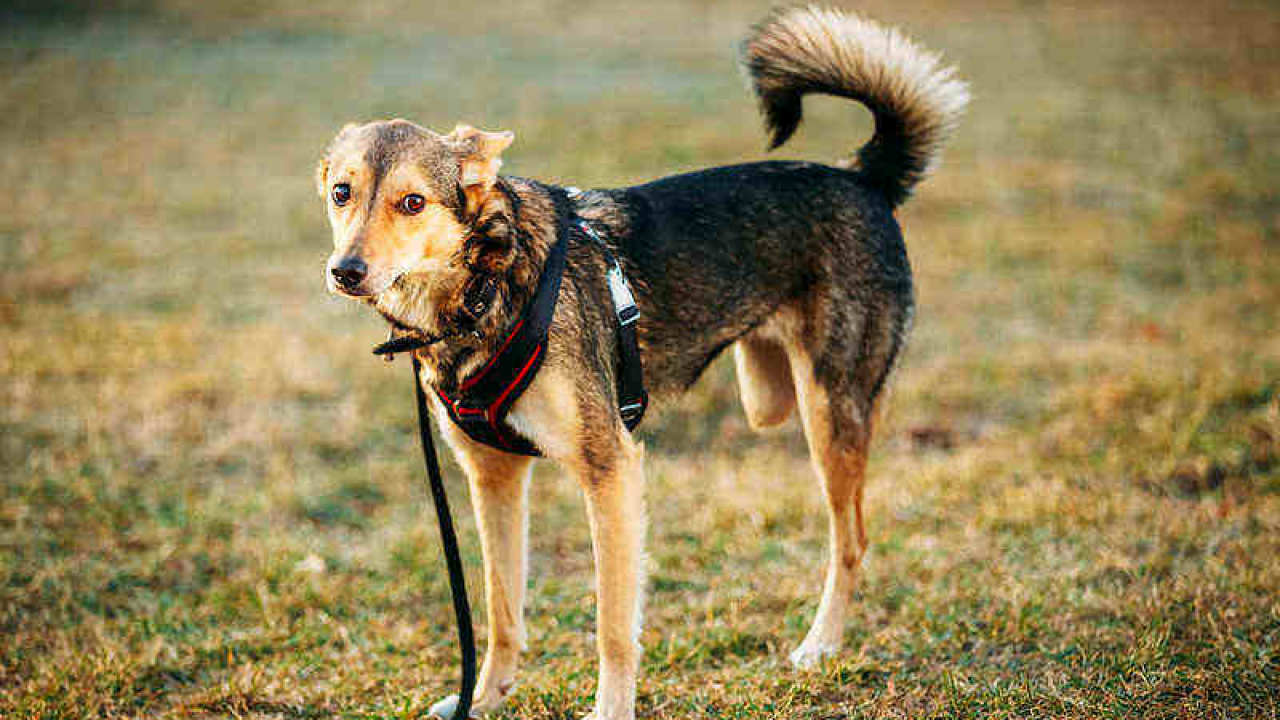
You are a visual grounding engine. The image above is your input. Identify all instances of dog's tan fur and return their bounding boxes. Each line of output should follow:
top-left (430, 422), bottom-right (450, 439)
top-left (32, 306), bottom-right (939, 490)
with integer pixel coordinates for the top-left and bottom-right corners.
top-left (318, 7), bottom-right (966, 719)
top-left (430, 361), bottom-right (647, 718)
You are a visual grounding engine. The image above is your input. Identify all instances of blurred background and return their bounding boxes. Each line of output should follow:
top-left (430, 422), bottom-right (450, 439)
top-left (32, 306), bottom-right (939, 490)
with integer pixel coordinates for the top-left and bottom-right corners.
top-left (2, 1), bottom-right (1276, 717)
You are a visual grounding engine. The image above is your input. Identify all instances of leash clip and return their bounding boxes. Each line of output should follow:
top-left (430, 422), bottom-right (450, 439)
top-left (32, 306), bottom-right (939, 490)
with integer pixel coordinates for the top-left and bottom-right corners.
top-left (373, 329), bottom-right (432, 359)
top-left (383, 328), bottom-right (397, 363)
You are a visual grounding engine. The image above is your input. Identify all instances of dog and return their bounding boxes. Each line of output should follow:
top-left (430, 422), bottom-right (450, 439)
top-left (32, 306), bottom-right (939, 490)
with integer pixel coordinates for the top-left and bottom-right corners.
top-left (316, 7), bottom-right (967, 719)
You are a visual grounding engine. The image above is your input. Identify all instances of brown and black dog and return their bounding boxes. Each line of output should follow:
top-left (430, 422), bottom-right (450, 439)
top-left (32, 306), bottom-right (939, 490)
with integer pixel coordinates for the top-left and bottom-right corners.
top-left (316, 7), bottom-right (967, 719)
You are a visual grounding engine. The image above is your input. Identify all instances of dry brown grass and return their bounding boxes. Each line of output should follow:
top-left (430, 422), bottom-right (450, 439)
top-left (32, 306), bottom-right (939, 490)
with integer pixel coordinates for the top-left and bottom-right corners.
top-left (2, 1), bottom-right (1277, 718)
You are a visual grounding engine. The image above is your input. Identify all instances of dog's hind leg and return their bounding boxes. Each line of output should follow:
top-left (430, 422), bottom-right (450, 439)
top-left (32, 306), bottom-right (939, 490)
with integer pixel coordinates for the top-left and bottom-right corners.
top-left (733, 331), bottom-right (795, 429)
top-left (432, 413), bottom-right (534, 717)
top-left (784, 302), bottom-right (904, 668)
top-left (787, 352), bottom-right (872, 668)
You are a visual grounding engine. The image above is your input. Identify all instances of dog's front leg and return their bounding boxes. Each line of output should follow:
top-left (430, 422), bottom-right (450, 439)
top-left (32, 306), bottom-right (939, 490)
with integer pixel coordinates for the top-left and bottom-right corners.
top-left (571, 430), bottom-right (646, 720)
top-left (431, 411), bottom-right (534, 718)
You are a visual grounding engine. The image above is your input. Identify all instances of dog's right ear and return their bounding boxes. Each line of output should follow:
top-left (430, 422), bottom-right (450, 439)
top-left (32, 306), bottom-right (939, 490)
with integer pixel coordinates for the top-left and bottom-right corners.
top-left (314, 157), bottom-right (330, 198)
top-left (316, 122), bottom-right (362, 198)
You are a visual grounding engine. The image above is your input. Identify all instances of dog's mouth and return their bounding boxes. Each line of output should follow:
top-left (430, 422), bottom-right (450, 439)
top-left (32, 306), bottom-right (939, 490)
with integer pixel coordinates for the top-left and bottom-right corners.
top-left (325, 259), bottom-right (473, 345)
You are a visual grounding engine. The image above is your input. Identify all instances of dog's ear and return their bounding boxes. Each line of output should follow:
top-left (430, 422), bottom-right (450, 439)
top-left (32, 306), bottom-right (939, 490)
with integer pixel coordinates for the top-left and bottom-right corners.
top-left (316, 122), bottom-right (362, 198)
top-left (314, 157), bottom-right (330, 198)
top-left (446, 124), bottom-right (515, 208)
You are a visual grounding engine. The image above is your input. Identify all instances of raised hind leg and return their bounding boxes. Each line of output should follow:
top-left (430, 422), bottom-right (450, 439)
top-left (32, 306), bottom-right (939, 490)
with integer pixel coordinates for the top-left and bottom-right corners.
top-left (733, 332), bottom-right (795, 429)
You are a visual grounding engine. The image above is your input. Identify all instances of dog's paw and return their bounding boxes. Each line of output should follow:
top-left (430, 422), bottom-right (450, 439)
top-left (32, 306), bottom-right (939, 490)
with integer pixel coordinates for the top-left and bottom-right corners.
top-left (578, 712), bottom-right (635, 720)
top-left (427, 694), bottom-right (477, 719)
top-left (788, 639), bottom-right (841, 669)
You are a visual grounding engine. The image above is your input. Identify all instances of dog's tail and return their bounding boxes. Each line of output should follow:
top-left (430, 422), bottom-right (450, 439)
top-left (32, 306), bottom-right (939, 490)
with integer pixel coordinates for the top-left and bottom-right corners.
top-left (740, 6), bottom-right (969, 207)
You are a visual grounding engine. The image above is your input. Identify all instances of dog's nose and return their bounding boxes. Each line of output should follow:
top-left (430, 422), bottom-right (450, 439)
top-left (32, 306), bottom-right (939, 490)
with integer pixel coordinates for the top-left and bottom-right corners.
top-left (331, 257), bottom-right (368, 289)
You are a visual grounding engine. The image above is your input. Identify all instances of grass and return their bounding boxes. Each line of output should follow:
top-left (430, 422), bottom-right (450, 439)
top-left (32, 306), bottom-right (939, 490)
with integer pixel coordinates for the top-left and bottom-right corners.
top-left (2, 0), bottom-right (1278, 717)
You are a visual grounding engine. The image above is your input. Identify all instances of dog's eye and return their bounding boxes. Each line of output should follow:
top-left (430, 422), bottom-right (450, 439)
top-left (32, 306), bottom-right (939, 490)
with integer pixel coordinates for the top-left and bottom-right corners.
top-left (331, 183), bottom-right (351, 206)
top-left (399, 194), bottom-right (426, 215)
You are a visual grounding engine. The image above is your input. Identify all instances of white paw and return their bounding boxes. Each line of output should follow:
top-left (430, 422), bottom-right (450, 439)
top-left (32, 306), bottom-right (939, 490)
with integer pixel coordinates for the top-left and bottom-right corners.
top-left (788, 639), bottom-right (841, 669)
top-left (428, 694), bottom-right (476, 719)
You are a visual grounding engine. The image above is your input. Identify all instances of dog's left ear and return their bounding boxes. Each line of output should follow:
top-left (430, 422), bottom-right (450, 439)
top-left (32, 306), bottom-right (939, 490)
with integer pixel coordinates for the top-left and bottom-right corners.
top-left (447, 124), bottom-right (515, 208)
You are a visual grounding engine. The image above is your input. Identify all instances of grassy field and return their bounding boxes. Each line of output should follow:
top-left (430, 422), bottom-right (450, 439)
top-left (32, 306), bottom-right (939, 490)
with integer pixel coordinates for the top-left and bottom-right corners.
top-left (2, 0), bottom-right (1278, 717)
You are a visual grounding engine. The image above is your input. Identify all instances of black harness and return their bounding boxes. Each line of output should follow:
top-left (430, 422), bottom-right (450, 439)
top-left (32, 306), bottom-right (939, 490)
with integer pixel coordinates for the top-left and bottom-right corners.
top-left (433, 229), bottom-right (565, 456)
top-left (435, 218), bottom-right (647, 455)
top-left (382, 211), bottom-right (648, 457)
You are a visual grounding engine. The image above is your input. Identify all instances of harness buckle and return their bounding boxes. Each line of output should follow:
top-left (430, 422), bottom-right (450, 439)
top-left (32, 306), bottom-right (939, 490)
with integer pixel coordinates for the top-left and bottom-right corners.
top-left (579, 219), bottom-right (639, 326)
top-left (619, 402), bottom-right (644, 419)
top-left (606, 265), bottom-right (638, 324)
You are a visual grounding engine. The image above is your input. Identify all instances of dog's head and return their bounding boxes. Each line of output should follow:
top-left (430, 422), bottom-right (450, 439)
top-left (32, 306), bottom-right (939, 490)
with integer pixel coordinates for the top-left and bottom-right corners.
top-left (316, 119), bottom-right (514, 299)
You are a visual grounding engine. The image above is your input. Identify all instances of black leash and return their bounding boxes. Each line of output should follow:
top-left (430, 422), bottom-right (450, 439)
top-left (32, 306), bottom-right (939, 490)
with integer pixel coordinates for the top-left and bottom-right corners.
top-left (376, 336), bottom-right (476, 720)
top-left (411, 354), bottom-right (477, 720)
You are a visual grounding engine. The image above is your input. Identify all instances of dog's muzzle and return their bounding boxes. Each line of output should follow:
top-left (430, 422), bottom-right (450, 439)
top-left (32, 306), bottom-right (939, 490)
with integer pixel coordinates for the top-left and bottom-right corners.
top-left (330, 255), bottom-right (368, 292)
top-left (326, 256), bottom-right (401, 298)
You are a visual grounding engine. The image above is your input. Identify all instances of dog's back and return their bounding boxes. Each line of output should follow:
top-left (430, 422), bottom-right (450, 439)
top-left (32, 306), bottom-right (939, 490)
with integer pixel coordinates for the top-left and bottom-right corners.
top-left (582, 161), bottom-right (902, 396)
top-left (583, 7), bottom-right (969, 398)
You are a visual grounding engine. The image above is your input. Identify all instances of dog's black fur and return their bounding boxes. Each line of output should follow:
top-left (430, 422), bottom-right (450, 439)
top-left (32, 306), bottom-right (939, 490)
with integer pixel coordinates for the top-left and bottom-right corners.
top-left (566, 161), bottom-right (912, 432)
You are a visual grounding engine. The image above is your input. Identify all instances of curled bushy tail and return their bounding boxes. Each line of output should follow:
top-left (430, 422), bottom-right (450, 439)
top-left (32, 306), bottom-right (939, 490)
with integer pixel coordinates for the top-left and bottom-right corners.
top-left (740, 6), bottom-right (969, 207)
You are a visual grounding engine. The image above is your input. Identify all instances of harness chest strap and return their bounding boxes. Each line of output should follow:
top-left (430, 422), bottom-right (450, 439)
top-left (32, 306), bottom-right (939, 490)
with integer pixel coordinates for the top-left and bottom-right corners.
top-left (433, 216), bottom-right (647, 456)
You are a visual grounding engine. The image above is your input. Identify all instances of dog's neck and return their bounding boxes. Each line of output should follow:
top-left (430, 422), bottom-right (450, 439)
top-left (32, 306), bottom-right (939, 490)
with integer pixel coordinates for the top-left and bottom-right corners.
top-left (373, 177), bottom-right (563, 395)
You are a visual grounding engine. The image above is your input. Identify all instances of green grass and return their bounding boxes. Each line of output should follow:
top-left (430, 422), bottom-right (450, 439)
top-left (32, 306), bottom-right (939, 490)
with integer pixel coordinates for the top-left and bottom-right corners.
top-left (2, 0), bottom-right (1278, 717)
